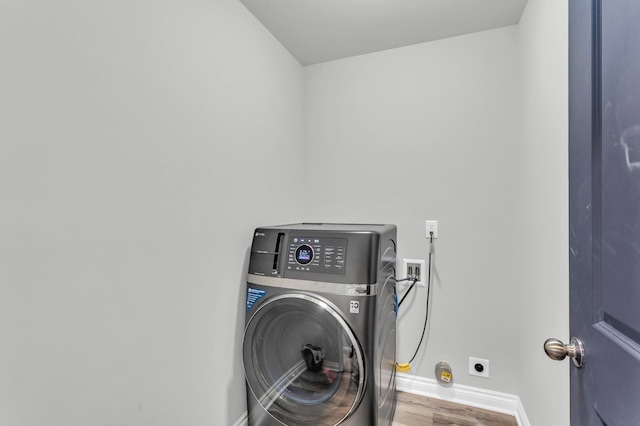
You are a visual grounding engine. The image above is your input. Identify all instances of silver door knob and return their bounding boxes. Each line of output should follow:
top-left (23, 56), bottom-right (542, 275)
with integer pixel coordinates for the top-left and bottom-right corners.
top-left (544, 337), bottom-right (584, 367)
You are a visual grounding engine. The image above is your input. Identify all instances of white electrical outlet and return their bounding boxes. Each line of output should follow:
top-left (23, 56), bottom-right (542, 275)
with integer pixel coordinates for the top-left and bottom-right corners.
top-left (426, 220), bottom-right (438, 239)
top-left (469, 357), bottom-right (489, 378)
top-left (401, 259), bottom-right (425, 287)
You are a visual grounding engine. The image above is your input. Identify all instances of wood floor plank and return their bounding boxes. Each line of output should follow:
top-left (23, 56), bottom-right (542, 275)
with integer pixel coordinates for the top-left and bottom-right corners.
top-left (393, 391), bottom-right (518, 426)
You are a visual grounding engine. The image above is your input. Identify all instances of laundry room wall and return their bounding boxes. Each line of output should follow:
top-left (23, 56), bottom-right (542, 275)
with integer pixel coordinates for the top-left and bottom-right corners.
top-left (0, 0), bottom-right (303, 425)
top-left (303, 26), bottom-right (522, 395)
top-left (516, 0), bottom-right (569, 424)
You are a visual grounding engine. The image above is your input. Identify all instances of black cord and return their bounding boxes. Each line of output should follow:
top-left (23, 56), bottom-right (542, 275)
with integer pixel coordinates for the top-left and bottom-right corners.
top-left (397, 277), bottom-right (418, 308)
top-left (406, 232), bottom-right (434, 365)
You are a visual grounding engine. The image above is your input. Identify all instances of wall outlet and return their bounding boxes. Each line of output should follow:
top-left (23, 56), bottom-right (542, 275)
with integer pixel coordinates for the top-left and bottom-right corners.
top-left (469, 357), bottom-right (489, 378)
top-left (426, 220), bottom-right (438, 239)
top-left (402, 259), bottom-right (425, 287)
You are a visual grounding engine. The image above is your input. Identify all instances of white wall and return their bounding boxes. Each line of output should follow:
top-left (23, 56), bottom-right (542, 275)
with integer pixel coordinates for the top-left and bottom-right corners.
top-left (302, 6), bottom-right (570, 421)
top-left (303, 27), bottom-right (522, 394)
top-left (517, 0), bottom-right (570, 424)
top-left (0, 0), bottom-right (570, 423)
top-left (0, 0), bottom-right (304, 424)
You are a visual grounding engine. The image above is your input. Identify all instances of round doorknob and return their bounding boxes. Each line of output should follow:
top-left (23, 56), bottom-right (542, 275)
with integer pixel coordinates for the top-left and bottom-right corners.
top-left (544, 337), bottom-right (584, 367)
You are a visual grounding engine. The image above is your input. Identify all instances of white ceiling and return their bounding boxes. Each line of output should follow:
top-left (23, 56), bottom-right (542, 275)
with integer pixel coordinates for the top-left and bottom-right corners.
top-left (239, 0), bottom-right (528, 66)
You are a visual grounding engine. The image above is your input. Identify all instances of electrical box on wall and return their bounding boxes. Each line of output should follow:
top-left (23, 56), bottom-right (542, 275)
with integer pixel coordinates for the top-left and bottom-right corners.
top-left (426, 220), bottom-right (438, 238)
top-left (469, 357), bottom-right (489, 378)
top-left (402, 259), bottom-right (425, 287)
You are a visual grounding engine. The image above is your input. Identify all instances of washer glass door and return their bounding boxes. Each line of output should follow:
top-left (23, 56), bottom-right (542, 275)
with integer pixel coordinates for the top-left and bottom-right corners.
top-left (243, 293), bottom-right (365, 425)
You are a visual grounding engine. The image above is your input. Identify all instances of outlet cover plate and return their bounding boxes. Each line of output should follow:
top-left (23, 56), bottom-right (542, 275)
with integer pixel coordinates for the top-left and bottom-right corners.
top-left (469, 357), bottom-right (489, 378)
top-left (426, 220), bottom-right (438, 239)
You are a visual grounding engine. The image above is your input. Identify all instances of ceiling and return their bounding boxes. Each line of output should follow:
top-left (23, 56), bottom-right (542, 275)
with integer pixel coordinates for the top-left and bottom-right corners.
top-left (239, 0), bottom-right (528, 66)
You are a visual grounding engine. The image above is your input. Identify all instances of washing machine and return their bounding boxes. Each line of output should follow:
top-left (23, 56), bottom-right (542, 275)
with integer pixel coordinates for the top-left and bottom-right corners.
top-left (242, 223), bottom-right (397, 426)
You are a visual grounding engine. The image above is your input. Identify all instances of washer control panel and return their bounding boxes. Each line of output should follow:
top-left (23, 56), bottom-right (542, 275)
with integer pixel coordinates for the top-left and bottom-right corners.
top-left (287, 236), bottom-right (347, 275)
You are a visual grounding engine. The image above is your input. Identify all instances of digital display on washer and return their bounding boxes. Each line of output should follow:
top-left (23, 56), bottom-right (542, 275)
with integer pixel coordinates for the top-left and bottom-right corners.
top-left (295, 245), bottom-right (313, 264)
top-left (287, 236), bottom-right (347, 275)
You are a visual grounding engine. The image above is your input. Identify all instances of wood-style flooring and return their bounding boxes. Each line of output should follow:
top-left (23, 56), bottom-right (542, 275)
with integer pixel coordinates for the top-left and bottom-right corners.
top-left (393, 391), bottom-right (518, 426)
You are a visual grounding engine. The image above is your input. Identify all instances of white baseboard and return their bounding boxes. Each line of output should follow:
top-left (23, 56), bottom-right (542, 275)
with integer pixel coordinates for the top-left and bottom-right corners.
top-left (396, 373), bottom-right (531, 426)
top-left (233, 374), bottom-right (530, 426)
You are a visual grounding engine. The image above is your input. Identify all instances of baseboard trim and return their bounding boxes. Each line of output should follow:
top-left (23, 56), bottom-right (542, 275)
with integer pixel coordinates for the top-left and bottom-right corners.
top-left (233, 375), bottom-right (531, 426)
top-left (396, 373), bottom-right (531, 426)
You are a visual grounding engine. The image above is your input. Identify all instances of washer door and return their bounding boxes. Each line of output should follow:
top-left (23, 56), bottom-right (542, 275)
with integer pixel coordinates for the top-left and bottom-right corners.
top-left (243, 293), bottom-right (365, 425)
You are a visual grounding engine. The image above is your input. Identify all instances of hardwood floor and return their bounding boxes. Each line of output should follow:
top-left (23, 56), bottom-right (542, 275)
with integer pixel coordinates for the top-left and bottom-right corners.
top-left (393, 391), bottom-right (518, 426)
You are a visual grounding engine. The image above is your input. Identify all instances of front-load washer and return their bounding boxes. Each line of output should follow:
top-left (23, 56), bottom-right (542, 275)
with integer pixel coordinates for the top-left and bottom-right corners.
top-left (242, 223), bottom-right (397, 425)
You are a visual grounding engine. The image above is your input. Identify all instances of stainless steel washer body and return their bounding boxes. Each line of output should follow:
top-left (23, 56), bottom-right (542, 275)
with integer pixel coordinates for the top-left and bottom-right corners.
top-left (243, 223), bottom-right (397, 426)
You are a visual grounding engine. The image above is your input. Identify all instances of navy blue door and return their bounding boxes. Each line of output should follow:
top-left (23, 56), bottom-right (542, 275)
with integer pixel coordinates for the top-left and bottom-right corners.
top-left (570, 0), bottom-right (640, 424)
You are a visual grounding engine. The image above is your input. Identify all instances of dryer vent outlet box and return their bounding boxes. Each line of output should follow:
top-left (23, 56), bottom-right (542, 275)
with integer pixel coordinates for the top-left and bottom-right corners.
top-left (243, 223), bottom-right (399, 425)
